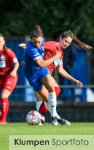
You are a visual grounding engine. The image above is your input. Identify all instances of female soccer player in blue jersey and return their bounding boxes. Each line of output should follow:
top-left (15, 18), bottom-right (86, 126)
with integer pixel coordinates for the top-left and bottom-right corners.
top-left (24, 25), bottom-right (62, 125)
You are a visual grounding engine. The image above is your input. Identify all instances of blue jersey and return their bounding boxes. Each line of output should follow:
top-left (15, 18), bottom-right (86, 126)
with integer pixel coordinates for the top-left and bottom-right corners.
top-left (24, 41), bottom-right (44, 76)
top-left (24, 41), bottom-right (50, 91)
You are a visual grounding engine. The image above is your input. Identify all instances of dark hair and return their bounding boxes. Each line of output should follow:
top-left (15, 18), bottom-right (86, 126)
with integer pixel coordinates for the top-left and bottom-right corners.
top-left (61, 30), bottom-right (73, 39)
top-left (61, 30), bottom-right (93, 51)
top-left (30, 25), bottom-right (43, 39)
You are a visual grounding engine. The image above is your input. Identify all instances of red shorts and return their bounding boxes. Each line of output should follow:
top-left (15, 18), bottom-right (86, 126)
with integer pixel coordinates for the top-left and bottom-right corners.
top-left (0, 75), bottom-right (18, 93)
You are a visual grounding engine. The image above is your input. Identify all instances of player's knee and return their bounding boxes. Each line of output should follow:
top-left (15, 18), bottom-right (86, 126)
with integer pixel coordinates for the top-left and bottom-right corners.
top-left (1, 90), bottom-right (10, 98)
top-left (47, 85), bottom-right (54, 92)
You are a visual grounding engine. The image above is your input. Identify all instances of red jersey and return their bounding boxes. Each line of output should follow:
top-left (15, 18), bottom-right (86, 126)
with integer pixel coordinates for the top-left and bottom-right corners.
top-left (0, 48), bottom-right (18, 77)
top-left (44, 41), bottom-right (64, 74)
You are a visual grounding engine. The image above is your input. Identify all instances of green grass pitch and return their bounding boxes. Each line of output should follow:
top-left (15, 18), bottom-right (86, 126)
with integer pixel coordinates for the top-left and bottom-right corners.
top-left (0, 122), bottom-right (94, 150)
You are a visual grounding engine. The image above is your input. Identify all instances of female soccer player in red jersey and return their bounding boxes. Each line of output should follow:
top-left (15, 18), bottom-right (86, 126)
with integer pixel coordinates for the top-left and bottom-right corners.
top-left (35, 30), bottom-right (93, 124)
top-left (44, 31), bottom-right (92, 90)
top-left (0, 34), bottom-right (19, 125)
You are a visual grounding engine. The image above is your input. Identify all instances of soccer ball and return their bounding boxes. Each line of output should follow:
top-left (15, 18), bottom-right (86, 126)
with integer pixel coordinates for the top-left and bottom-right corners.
top-left (26, 110), bottom-right (45, 125)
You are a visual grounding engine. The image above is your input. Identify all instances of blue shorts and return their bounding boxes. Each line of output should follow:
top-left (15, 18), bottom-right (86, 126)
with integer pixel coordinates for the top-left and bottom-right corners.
top-left (25, 67), bottom-right (50, 92)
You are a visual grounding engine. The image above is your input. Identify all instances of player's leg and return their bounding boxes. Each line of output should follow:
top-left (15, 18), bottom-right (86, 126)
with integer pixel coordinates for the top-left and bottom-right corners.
top-left (0, 79), bottom-right (3, 118)
top-left (0, 75), bottom-right (18, 125)
top-left (36, 78), bottom-right (60, 115)
top-left (39, 74), bottom-right (59, 125)
top-left (35, 74), bottom-right (64, 120)
top-left (42, 75), bottom-right (59, 116)
top-left (35, 92), bottom-right (43, 111)
top-left (35, 91), bottom-right (48, 114)
top-left (35, 85), bottom-right (61, 114)
top-left (35, 84), bottom-right (70, 125)
top-left (0, 89), bottom-right (10, 124)
top-left (0, 77), bottom-right (9, 124)
top-left (35, 90), bottom-right (70, 125)
top-left (39, 76), bottom-right (71, 125)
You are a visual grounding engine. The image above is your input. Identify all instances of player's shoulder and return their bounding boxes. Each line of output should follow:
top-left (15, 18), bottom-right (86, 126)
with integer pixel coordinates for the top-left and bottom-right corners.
top-left (44, 41), bottom-right (59, 51)
top-left (5, 48), bottom-right (14, 54)
top-left (44, 41), bottom-right (58, 46)
top-left (27, 42), bottom-right (37, 52)
top-left (4, 48), bottom-right (17, 59)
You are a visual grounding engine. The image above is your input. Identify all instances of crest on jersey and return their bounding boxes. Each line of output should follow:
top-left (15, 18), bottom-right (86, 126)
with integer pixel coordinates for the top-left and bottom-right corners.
top-left (0, 55), bottom-right (6, 61)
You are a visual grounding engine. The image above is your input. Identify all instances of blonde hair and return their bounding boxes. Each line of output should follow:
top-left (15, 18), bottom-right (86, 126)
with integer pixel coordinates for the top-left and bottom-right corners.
top-left (61, 30), bottom-right (93, 51)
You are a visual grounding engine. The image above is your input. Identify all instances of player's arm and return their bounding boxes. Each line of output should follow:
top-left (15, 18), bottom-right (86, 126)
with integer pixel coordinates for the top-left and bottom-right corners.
top-left (56, 63), bottom-right (83, 87)
top-left (19, 43), bottom-right (26, 49)
top-left (35, 52), bottom-right (61, 68)
top-left (10, 59), bottom-right (19, 77)
top-left (8, 50), bottom-right (19, 77)
top-left (27, 46), bottom-right (61, 68)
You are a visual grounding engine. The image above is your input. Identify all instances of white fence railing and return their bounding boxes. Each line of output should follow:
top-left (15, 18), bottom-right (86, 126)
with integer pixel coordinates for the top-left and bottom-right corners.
top-left (8, 84), bottom-right (94, 103)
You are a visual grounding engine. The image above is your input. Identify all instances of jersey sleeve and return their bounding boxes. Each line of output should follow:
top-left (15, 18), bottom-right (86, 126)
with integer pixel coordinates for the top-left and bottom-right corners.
top-left (27, 45), bottom-right (42, 60)
top-left (7, 49), bottom-right (18, 63)
top-left (54, 58), bottom-right (63, 66)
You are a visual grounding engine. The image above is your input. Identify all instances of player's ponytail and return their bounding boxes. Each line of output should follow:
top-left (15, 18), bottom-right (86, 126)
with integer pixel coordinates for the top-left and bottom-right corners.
top-left (72, 32), bottom-right (93, 51)
top-left (30, 25), bottom-right (43, 39)
top-left (33, 25), bottom-right (43, 33)
top-left (61, 30), bottom-right (93, 51)
top-left (19, 25), bottom-right (43, 49)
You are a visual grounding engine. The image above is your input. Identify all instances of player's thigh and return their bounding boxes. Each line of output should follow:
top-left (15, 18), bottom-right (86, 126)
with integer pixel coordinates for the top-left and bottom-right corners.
top-left (3, 75), bottom-right (18, 94)
top-left (35, 91), bottom-right (42, 101)
top-left (50, 75), bottom-right (59, 87)
top-left (41, 74), bottom-right (58, 91)
top-left (1, 89), bottom-right (11, 98)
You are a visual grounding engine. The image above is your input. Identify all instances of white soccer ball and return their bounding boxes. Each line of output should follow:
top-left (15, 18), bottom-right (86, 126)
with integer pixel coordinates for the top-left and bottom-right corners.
top-left (26, 110), bottom-right (45, 125)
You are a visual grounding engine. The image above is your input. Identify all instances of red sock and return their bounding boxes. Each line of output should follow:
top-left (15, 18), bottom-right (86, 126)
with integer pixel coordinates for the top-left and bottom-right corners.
top-left (0, 98), bottom-right (9, 122)
top-left (39, 101), bottom-right (48, 114)
top-left (54, 86), bottom-right (61, 96)
top-left (38, 87), bottom-right (61, 114)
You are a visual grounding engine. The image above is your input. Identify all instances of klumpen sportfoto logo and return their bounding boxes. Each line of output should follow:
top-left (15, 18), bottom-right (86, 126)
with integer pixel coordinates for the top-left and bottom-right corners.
top-left (9, 135), bottom-right (94, 150)
top-left (13, 138), bottom-right (89, 147)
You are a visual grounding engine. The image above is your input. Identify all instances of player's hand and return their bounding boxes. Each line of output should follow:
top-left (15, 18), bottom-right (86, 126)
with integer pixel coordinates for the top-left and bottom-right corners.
top-left (76, 80), bottom-right (83, 87)
top-left (55, 52), bottom-right (61, 59)
top-left (19, 43), bottom-right (26, 49)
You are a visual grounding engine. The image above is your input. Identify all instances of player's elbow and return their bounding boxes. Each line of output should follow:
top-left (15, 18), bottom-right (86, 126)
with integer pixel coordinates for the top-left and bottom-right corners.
top-left (35, 58), bottom-right (45, 68)
top-left (16, 61), bottom-right (19, 69)
top-left (57, 67), bottom-right (63, 73)
top-left (17, 62), bottom-right (20, 68)
top-left (58, 68), bottom-right (65, 76)
top-left (37, 60), bottom-right (47, 68)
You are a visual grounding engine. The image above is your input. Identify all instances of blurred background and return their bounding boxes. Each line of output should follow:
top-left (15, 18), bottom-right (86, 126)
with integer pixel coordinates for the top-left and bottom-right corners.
top-left (0, 0), bottom-right (94, 122)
